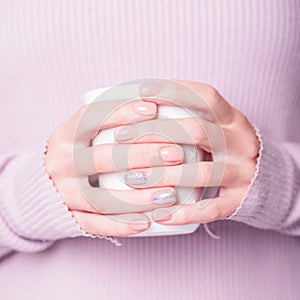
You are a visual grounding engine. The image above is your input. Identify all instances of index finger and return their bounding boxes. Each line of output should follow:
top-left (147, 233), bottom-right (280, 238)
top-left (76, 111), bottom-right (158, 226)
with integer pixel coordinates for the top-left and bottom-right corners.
top-left (71, 84), bottom-right (158, 146)
top-left (139, 79), bottom-right (235, 125)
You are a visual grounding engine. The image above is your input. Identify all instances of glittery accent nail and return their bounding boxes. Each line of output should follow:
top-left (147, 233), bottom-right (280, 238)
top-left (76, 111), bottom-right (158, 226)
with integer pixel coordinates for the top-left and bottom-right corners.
top-left (124, 170), bottom-right (147, 185)
top-left (152, 190), bottom-right (177, 205)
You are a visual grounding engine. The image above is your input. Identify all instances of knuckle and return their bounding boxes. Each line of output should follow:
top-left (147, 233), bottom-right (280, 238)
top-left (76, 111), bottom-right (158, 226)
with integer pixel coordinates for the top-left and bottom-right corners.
top-left (97, 145), bottom-right (111, 172)
top-left (198, 163), bottom-right (211, 185)
top-left (142, 144), bottom-right (154, 165)
top-left (190, 120), bottom-right (206, 145)
top-left (205, 84), bottom-right (221, 101)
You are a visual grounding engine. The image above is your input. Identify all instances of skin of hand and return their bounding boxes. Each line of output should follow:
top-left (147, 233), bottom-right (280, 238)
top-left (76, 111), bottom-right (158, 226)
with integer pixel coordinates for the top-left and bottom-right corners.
top-left (115, 79), bottom-right (260, 225)
top-left (44, 93), bottom-right (185, 236)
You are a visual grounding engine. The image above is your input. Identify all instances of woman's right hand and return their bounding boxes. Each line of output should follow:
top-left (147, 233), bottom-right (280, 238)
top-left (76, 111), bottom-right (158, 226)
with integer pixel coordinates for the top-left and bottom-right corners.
top-left (44, 97), bottom-right (184, 236)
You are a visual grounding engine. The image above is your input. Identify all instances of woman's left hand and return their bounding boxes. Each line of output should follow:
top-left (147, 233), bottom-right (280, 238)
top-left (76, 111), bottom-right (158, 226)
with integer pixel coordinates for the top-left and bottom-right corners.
top-left (114, 79), bottom-right (260, 225)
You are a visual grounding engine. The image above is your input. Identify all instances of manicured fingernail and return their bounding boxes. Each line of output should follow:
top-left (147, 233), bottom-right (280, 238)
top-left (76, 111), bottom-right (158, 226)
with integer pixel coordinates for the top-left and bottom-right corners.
top-left (130, 219), bottom-right (149, 231)
top-left (115, 125), bottom-right (137, 141)
top-left (152, 208), bottom-right (173, 221)
top-left (124, 170), bottom-right (147, 185)
top-left (152, 189), bottom-right (177, 205)
top-left (160, 145), bottom-right (184, 162)
top-left (140, 82), bottom-right (161, 97)
top-left (134, 101), bottom-right (157, 115)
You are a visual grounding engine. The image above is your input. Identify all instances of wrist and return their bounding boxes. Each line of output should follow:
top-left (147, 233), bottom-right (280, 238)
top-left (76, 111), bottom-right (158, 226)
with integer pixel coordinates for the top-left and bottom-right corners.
top-left (227, 128), bottom-right (293, 232)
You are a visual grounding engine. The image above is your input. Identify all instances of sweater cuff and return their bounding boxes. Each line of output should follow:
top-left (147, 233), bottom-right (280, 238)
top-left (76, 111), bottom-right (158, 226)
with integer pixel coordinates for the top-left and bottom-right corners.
top-left (0, 137), bottom-right (122, 253)
top-left (0, 147), bottom-right (87, 253)
top-left (227, 128), bottom-right (294, 232)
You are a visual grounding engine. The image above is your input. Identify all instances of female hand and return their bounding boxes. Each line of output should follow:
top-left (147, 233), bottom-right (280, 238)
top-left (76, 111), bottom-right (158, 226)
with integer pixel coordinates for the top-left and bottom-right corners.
top-left (44, 93), bottom-right (184, 236)
top-left (115, 79), bottom-right (260, 225)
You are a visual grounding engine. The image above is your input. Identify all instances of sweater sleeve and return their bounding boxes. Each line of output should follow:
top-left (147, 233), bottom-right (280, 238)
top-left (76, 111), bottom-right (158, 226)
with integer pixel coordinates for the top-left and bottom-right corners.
top-left (0, 140), bottom-right (121, 260)
top-left (0, 146), bottom-right (87, 259)
top-left (228, 127), bottom-right (300, 236)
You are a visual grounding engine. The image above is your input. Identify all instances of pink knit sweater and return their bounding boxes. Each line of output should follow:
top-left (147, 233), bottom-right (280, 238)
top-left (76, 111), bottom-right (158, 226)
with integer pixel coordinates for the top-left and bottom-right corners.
top-left (0, 1), bottom-right (299, 299)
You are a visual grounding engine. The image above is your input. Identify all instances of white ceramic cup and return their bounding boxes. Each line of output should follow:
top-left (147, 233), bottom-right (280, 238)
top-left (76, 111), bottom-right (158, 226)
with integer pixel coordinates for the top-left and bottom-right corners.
top-left (84, 83), bottom-right (203, 236)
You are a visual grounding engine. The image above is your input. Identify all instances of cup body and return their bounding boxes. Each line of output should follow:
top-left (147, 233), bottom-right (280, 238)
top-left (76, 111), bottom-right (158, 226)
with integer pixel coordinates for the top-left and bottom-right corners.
top-left (84, 84), bottom-right (203, 236)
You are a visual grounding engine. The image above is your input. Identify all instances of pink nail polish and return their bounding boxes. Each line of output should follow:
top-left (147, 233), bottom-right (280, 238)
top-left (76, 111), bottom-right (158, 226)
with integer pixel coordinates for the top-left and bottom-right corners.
top-left (159, 146), bottom-right (184, 162)
top-left (114, 125), bottom-right (137, 141)
top-left (129, 219), bottom-right (149, 231)
top-left (134, 101), bottom-right (157, 115)
top-left (140, 82), bottom-right (161, 97)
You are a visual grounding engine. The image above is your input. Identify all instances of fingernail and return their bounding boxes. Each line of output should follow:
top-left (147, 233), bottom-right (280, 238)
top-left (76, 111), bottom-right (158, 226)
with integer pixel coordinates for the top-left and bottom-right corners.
top-left (124, 170), bottom-right (147, 185)
top-left (160, 145), bottom-right (184, 162)
top-left (134, 101), bottom-right (157, 115)
top-left (140, 82), bottom-right (161, 97)
top-left (130, 219), bottom-right (149, 231)
top-left (115, 125), bottom-right (137, 141)
top-left (152, 189), bottom-right (177, 205)
top-left (152, 208), bottom-right (173, 221)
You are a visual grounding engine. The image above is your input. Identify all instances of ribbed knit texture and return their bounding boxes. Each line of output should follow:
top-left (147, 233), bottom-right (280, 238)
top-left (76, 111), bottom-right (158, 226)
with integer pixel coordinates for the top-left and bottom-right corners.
top-left (229, 130), bottom-right (300, 235)
top-left (0, 1), bottom-right (299, 299)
